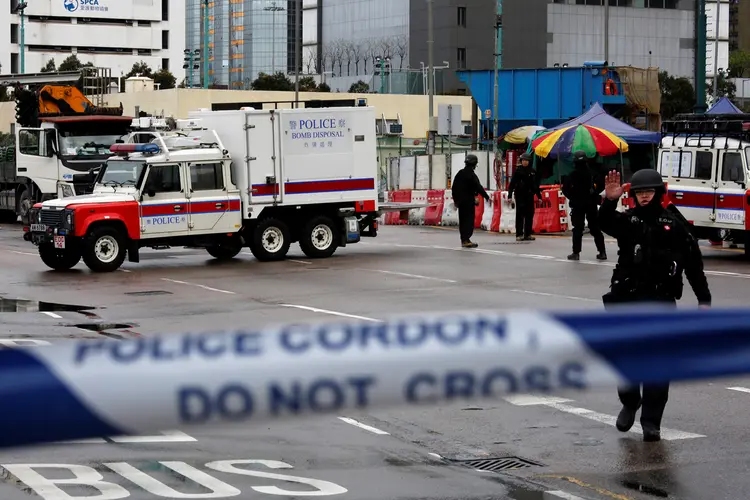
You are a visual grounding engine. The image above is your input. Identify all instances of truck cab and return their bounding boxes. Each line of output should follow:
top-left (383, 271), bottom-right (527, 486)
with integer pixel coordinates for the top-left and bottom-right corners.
top-left (658, 114), bottom-right (750, 253)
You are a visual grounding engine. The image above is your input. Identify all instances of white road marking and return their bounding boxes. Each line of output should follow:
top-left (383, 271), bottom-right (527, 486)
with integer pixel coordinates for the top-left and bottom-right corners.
top-left (62, 430), bottom-right (196, 445)
top-left (376, 242), bottom-right (750, 280)
top-left (504, 395), bottom-right (705, 440)
top-left (40, 312), bottom-right (62, 319)
top-left (546, 491), bottom-right (587, 500)
top-left (727, 386), bottom-right (750, 394)
top-left (0, 339), bottom-right (52, 348)
top-left (338, 417), bottom-right (390, 435)
top-left (9, 250), bottom-right (36, 256)
top-left (371, 269), bottom-right (457, 283)
top-left (289, 259), bottom-right (313, 265)
top-left (509, 289), bottom-right (599, 303)
top-left (118, 269), bottom-right (132, 273)
top-left (160, 278), bottom-right (236, 295)
top-left (280, 304), bottom-right (381, 322)
top-left (428, 452), bottom-right (443, 460)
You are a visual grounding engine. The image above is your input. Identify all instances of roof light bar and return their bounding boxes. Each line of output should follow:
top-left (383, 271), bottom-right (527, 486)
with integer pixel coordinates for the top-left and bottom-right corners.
top-left (110, 143), bottom-right (161, 155)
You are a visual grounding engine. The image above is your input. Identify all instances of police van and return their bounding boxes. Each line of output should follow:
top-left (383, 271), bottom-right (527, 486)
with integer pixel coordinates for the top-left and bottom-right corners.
top-left (658, 114), bottom-right (749, 255)
top-left (23, 107), bottom-right (409, 272)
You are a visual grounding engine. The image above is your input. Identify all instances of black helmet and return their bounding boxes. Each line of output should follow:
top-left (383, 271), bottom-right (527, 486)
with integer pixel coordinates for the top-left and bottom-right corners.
top-left (520, 152), bottom-right (532, 161)
top-left (465, 154), bottom-right (478, 166)
top-left (572, 150), bottom-right (588, 163)
top-left (629, 168), bottom-right (665, 193)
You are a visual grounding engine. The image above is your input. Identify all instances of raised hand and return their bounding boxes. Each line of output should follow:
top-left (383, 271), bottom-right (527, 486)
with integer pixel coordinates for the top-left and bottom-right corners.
top-left (604, 170), bottom-right (624, 201)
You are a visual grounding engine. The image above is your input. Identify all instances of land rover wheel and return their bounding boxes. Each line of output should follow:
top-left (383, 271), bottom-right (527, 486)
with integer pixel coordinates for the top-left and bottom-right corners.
top-left (82, 226), bottom-right (127, 272)
top-left (299, 216), bottom-right (339, 258)
top-left (206, 240), bottom-right (243, 261)
top-left (38, 244), bottom-right (81, 271)
top-left (249, 218), bottom-right (291, 262)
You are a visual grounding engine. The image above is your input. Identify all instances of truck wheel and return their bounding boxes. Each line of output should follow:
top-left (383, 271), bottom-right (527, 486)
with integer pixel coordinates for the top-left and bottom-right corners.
top-left (38, 244), bottom-right (81, 271)
top-left (299, 216), bottom-right (339, 258)
top-left (18, 188), bottom-right (32, 225)
top-left (206, 241), bottom-right (242, 261)
top-left (250, 218), bottom-right (291, 262)
top-left (82, 226), bottom-right (127, 272)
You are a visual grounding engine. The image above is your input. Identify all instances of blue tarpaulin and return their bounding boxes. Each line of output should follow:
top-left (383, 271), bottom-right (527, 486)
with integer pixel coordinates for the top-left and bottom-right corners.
top-left (706, 97), bottom-right (743, 115)
top-left (548, 102), bottom-right (661, 144)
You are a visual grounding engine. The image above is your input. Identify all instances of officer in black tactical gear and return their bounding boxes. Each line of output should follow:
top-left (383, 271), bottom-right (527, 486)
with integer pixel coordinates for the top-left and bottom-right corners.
top-left (599, 168), bottom-right (712, 442)
top-left (452, 154), bottom-right (490, 248)
top-left (562, 150), bottom-right (607, 260)
top-left (508, 152), bottom-right (542, 241)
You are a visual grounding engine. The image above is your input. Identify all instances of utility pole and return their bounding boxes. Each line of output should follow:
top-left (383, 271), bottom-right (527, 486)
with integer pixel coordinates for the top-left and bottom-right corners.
top-left (294, 0), bottom-right (301, 108)
top-left (17, 2), bottom-right (28, 74)
top-left (427, 0), bottom-right (435, 156)
top-left (203, 0), bottom-right (209, 89)
top-left (604, 0), bottom-right (609, 64)
top-left (695, 0), bottom-right (707, 112)
top-left (493, 1), bottom-right (502, 188)
top-left (712, 0), bottom-right (720, 101)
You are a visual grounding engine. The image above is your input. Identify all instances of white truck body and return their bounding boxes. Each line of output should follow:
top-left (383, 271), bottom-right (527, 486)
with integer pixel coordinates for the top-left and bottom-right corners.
top-left (188, 107), bottom-right (379, 218)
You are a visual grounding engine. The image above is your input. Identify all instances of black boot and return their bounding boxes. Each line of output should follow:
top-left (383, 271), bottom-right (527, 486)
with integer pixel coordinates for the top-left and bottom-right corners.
top-left (596, 252), bottom-right (607, 261)
top-left (642, 422), bottom-right (661, 442)
top-left (567, 252), bottom-right (580, 261)
top-left (616, 406), bottom-right (637, 432)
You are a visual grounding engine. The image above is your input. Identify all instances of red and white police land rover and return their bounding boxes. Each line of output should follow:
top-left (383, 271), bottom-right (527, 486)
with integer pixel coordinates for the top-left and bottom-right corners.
top-left (658, 114), bottom-right (750, 255)
top-left (24, 107), bottom-right (385, 272)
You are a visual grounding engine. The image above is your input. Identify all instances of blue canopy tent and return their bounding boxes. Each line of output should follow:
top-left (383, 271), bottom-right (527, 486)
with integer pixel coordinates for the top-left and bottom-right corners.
top-left (548, 102), bottom-right (661, 144)
top-left (706, 97), bottom-right (743, 115)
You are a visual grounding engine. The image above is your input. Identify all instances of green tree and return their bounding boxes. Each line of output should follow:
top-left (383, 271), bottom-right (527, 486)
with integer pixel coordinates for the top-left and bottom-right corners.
top-left (729, 50), bottom-right (750, 78)
top-left (153, 68), bottom-right (176, 90)
top-left (251, 72), bottom-right (294, 91)
top-left (58, 55), bottom-right (92, 72)
top-left (0, 85), bottom-right (9, 102)
top-left (0, 132), bottom-right (13, 147)
top-left (318, 82), bottom-right (331, 92)
top-left (41, 59), bottom-right (56, 73)
top-left (659, 71), bottom-right (695, 120)
top-left (348, 80), bottom-right (369, 93)
top-left (707, 69), bottom-right (737, 101)
top-left (298, 76), bottom-right (318, 91)
top-left (124, 61), bottom-right (154, 79)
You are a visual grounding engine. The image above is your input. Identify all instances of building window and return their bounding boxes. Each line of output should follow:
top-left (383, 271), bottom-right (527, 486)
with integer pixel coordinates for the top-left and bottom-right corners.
top-left (162, 30), bottom-right (169, 49)
top-left (10, 23), bottom-right (18, 44)
top-left (647, 0), bottom-right (676, 7)
top-left (10, 53), bottom-right (18, 73)
top-left (162, 0), bottom-right (169, 21)
top-left (457, 6), bottom-right (466, 27)
top-left (162, 58), bottom-right (169, 70)
top-left (457, 47), bottom-right (466, 69)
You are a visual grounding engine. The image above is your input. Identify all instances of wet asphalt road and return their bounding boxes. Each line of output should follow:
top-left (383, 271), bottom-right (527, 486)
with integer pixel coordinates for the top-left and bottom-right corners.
top-left (1, 222), bottom-right (750, 500)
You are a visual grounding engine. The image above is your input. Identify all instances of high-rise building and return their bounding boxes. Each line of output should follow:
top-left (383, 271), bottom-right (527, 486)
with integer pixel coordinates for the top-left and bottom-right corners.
top-left (185, 0), bottom-right (300, 89)
top-left (1, 0), bottom-right (185, 81)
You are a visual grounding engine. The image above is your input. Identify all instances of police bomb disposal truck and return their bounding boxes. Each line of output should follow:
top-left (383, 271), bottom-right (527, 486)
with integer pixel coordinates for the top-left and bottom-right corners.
top-left (24, 107), bottom-right (385, 272)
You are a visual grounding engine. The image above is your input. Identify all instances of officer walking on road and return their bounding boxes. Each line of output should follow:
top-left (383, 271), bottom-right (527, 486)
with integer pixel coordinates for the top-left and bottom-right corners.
top-left (562, 151), bottom-right (607, 260)
top-left (452, 154), bottom-right (490, 248)
top-left (599, 168), bottom-right (712, 442)
top-left (508, 152), bottom-right (542, 241)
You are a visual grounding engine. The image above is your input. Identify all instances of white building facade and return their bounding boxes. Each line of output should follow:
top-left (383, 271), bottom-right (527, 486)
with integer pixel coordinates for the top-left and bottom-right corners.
top-left (2, 0), bottom-right (185, 82)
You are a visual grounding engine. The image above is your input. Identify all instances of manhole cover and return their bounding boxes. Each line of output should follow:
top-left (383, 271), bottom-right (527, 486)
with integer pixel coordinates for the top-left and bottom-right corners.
top-left (453, 457), bottom-right (543, 472)
top-left (125, 291), bottom-right (173, 296)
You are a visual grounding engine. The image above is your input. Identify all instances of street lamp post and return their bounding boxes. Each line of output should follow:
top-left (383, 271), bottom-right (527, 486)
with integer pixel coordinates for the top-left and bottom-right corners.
top-left (294, 0), bottom-right (301, 108)
top-left (203, 0), bottom-right (210, 89)
top-left (16, 1), bottom-right (28, 74)
top-left (264, 2), bottom-right (286, 75)
top-left (183, 49), bottom-right (201, 88)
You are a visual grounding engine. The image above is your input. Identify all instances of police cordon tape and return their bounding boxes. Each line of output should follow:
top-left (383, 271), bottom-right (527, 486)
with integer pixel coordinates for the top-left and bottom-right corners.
top-left (3, 306), bottom-right (750, 449)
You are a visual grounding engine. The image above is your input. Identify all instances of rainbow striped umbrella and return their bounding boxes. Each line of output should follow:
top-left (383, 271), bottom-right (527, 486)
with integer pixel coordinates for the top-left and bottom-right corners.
top-left (530, 124), bottom-right (629, 159)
